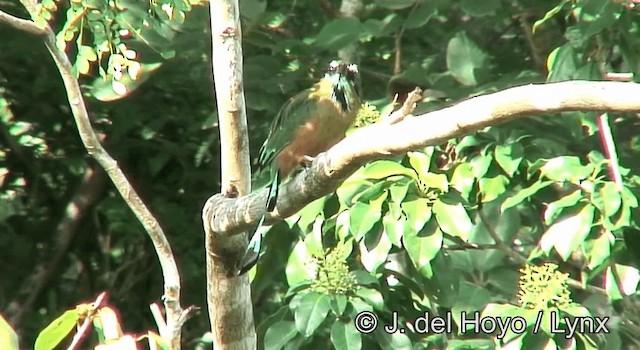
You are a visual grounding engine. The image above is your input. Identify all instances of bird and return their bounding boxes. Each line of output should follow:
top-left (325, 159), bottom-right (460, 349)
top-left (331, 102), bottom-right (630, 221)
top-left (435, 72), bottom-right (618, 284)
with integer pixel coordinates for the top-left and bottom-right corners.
top-left (235, 60), bottom-right (362, 276)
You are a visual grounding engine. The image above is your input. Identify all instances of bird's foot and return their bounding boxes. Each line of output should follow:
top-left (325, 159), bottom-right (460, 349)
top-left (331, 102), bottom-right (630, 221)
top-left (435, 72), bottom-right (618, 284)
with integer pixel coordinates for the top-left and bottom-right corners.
top-left (299, 155), bottom-right (315, 169)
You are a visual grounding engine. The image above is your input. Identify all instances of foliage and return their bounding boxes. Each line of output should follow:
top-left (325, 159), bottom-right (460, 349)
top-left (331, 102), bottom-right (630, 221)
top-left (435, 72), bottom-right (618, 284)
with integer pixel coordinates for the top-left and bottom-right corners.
top-left (1, 0), bottom-right (640, 349)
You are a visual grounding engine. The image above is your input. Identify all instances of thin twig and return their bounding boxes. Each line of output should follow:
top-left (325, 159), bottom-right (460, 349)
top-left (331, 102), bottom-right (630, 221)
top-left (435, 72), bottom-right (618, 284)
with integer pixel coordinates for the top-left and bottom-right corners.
top-left (67, 292), bottom-right (107, 350)
top-left (382, 87), bottom-right (423, 124)
top-left (477, 208), bottom-right (606, 295)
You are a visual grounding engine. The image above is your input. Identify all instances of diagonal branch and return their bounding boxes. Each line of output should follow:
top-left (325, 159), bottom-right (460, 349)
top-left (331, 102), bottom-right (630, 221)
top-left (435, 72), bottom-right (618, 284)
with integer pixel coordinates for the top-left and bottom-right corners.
top-left (10, 1), bottom-right (190, 347)
top-left (203, 81), bottom-right (640, 237)
top-left (0, 8), bottom-right (45, 35)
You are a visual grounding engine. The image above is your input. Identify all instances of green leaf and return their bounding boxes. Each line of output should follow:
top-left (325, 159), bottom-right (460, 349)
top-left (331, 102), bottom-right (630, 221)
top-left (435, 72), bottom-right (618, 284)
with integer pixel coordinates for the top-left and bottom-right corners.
top-left (78, 45), bottom-right (97, 61)
top-left (264, 321), bottom-right (298, 350)
top-left (478, 175), bottom-right (508, 202)
top-left (331, 321), bottom-right (362, 350)
top-left (592, 182), bottom-right (622, 218)
top-left (314, 18), bottom-right (361, 50)
top-left (292, 197), bottom-right (327, 232)
top-left (404, 4), bottom-right (435, 29)
top-left (348, 298), bottom-right (373, 315)
top-left (356, 181), bottom-right (389, 203)
top-left (361, 160), bottom-right (416, 180)
top-left (539, 156), bottom-right (592, 182)
top-left (383, 213), bottom-right (405, 247)
top-left (584, 229), bottom-right (612, 270)
top-left (401, 197), bottom-right (432, 233)
top-left (337, 180), bottom-right (373, 207)
top-left (605, 264), bottom-right (640, 300)
top-left (90, 62), bottom-right (162, 102)
top-left (540, 204), bottom-right (595, 260)
top-left (544, 190), bottom-right (583, 224)
top-left (402, 226), bottom-right (443, 278)
top-left (349, 202), bottom-right (382, 241)
top-left (494, 143), bottom-right (523, 176)
top-left (469, 153), bottom-right (492, 178)
top-left (286, 240), bottom-right (315, 286)
top-left (330, 295), bottom-right (348, 317)
top-left (407, 151), bottom-right (432, 175)
top-left (533, 0), bottom-right (570, 33)
top-left (35, 309), bottom-right (80, 350)
top-left (355, 288), bottom-right (384, 311)
top-left (450, 163), bottom-right (475, 197)
top-left (419, 173), bottom-right (449, 192)
top-left (0, 314), bottom-right (18, 350)
top-left (502, 181), bottom-right (553, 211)
top-left (433, 200), bottom-right (472, 241)
top-left (352, 270), bottom-right (379, 286)
top-left (360, 228), bottom-right (392, 272)
top-left (446, 32), bottom-right (489, 86)
top-left (577, 0), bottom-right (622, 38)
top-left (547, 44), bottom-right (579, 82)
top-left (293, 292), bottom-right (331, 337)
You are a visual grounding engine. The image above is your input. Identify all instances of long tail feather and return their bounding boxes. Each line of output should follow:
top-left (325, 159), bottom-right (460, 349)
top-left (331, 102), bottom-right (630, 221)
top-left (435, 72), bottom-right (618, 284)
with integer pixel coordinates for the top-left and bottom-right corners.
top-left (266, 170), bottom-right (280, 212)
top-left (235, 171), bottom-right (281, 275)
top-left (235, 213), bottom-right (266, 276)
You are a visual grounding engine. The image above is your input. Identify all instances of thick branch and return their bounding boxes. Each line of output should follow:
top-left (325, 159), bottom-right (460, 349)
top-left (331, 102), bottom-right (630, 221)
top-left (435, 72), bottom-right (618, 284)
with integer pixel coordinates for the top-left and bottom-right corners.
top-left (205, 0), bottom-right (255, 349)
top-left (0, 8), bottom-right (45, 35)
top-left (203, 80), bottom-right (640, 236)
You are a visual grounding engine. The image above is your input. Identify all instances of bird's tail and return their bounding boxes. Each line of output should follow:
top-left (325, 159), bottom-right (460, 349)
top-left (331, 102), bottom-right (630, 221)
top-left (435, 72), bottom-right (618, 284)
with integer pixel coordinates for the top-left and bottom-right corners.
top-left (235, 213), bottom-right (266, 276)
top-left (235, 170), bottom-right (280, 276)
top-left (266, 170), bottom-right (280, 212)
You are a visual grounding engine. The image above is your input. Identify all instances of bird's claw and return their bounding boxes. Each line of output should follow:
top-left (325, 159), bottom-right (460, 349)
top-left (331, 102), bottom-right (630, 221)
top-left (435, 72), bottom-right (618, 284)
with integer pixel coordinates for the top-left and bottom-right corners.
top-left (300, 155), bottom-right (315, 169)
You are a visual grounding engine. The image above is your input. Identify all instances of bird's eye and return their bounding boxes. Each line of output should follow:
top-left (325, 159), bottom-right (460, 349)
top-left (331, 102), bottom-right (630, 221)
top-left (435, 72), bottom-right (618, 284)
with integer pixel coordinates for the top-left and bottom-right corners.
top-left (328, 60), bottom-right (340, 72)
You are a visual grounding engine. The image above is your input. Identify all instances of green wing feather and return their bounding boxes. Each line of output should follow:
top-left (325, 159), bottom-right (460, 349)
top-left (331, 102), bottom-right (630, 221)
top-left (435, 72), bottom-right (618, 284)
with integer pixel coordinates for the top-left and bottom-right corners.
top-left (256, 88), bottom-right (316, 173)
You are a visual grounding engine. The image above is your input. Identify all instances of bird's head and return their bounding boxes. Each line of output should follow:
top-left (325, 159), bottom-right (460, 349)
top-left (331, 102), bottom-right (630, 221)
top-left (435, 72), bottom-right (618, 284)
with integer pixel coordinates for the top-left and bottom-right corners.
top-left (323, 60), bottom-right (361, 113)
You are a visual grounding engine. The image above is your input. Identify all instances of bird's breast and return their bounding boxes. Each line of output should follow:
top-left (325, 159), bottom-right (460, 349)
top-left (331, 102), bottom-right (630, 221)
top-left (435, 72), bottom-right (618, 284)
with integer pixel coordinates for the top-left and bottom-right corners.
top-left (275, 98), bottom-right (357, 178)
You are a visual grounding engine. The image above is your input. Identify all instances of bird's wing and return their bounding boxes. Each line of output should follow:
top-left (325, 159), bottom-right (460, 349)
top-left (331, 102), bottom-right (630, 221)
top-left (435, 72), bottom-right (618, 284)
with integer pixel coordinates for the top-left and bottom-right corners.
top-left (256, 87), bottom-right (316, 173)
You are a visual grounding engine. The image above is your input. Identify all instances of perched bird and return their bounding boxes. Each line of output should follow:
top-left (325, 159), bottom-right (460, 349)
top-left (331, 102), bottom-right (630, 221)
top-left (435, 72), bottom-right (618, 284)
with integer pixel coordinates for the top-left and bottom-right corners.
top-left (235, 60), bottom-right (362, 275)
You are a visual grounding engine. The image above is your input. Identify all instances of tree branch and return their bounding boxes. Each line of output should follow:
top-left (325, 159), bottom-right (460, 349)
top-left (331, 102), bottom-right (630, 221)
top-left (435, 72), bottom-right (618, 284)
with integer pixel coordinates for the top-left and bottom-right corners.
top-left (12, 4), bottom-right (188, 347)
top-left (477, 207), bottom-right (606, 295)
top-left (0, 8), bottom-right (45, 35)
top-left (205, 0), bottom-right (255, 349)
top-left (203, 81), bottom-right (640, 238)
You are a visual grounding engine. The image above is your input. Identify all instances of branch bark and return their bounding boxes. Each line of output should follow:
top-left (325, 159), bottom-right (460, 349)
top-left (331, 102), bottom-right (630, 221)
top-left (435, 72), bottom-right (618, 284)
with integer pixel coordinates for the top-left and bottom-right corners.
top-left (205, 0), bottom-right (255, 349)
top-left (8, 1), bottom-right (189, 348)
top-left (0, 8), bottom-right (45, 35)
top-left (203, 81), bottom-right (640, 238)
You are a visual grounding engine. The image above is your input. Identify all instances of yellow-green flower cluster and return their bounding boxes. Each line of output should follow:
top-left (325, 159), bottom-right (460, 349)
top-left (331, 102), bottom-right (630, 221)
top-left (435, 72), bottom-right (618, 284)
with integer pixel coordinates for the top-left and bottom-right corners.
top-left (353, 102), bottom-right (381, 127)
top-left (310, 244), bottom-right (358, 296)
top-left (518, 263), bottom-right (572, 310)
